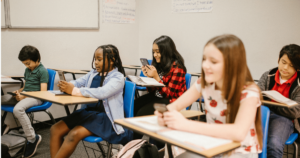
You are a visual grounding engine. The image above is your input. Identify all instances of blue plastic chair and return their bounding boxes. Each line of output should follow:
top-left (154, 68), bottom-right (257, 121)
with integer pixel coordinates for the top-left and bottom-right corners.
top-left (1, 69), bottom-right (57, 126)
top-left (82, 81), bottom-right (136, 158)
top-left (285, 133), bottom-right (298, 158)
top-left (185, 73), bottom-right (192, 110)
top-left (259, 105), bottom-right (270, 158)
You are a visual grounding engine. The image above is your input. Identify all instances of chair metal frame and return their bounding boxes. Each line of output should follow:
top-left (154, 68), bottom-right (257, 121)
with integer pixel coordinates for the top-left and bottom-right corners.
top-left (81, 81), bottom-right (136, 158)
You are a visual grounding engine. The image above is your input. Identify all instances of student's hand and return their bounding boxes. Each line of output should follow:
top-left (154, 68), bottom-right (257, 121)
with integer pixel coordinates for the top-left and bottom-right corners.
top-left (15, 92), bottom-right (26, 101)
top-left (163, 110), bottom-right (189, 130)
top-left (141, 66), bottom-right (149, 77)
top-left (154, 110), bottom-right (167, 126)
top-left (59, 81), bottom-right (74, 94)
top-left (146, 66), bottom-right (160, 81)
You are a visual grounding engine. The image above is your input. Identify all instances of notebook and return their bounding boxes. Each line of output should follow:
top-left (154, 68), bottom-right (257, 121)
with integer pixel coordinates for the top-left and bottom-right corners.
top-left (262, 90), bottom-right (298, 107)
top-left (127, 75), bottom-right (165, 87)
top-left (125, 116), bottom-right (233, 151)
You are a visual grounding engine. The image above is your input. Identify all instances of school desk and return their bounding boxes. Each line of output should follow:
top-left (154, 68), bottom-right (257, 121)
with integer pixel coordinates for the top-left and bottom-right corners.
top-left (188, 72), bottom-right (201, 77)
top-left (50, 68), bottom-right (88, 80)
top-left (21, 91), bottom-right (98, 116)
top-left (262, 100), bottom-right (296, 108)
top-left (1, 75), bottom-right (22, 95)
top-left (50, 68), bottom-right (89, 111)
top-left (115, 113), bottom-right (240, 158)
top-left (123, 65), bottom-right (141, 76)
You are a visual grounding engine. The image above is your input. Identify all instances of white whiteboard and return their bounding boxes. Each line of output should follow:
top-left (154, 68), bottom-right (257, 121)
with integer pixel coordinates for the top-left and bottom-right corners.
top-left (1, 0), bottom-right (6, 28)
top-left (8, 0), bottom-right (99, 29)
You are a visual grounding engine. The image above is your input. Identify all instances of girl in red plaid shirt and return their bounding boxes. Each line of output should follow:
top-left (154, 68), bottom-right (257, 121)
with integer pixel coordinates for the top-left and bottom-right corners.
top-left (133, 36), bottom-right (187, 145)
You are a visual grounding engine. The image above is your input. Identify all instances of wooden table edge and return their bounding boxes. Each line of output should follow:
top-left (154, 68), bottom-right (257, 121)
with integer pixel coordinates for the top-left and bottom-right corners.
top-left (262, 100), bottom-right (290, 107)
top-left (49, 68), bottom-right (88, 74)
top-left (20, 92), bottom-right (98, 105)
top-left (114, 119), bottom-right (240, 157)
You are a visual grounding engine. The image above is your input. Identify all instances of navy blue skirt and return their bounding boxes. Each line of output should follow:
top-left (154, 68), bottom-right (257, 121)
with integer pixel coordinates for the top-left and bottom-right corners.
top-left (63, 108), bottom-right (132, 145)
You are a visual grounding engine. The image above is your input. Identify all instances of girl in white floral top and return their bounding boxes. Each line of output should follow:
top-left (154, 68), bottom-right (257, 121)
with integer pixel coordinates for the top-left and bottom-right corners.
top-left (155, 34), bottom-right (263, 158)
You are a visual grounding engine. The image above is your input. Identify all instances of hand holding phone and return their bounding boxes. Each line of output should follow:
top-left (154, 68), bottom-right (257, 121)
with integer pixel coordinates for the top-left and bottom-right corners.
top-left (7, 92), bottom-right (17, 96)
top-left (154, 103), bottom-right (168, 113)
top-left (58, 71), bottom-right (66, 81)
top-left (140, 58), bottom-right (149, 67)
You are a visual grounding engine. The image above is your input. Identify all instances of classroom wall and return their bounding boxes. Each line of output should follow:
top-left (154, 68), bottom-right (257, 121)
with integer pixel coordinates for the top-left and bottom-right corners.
top-left (1, 1), bottom-right (140, 128)
top-left (2, 0), bottom-right (300, 127)
top-left (138, 0), bottom-right (300, 80)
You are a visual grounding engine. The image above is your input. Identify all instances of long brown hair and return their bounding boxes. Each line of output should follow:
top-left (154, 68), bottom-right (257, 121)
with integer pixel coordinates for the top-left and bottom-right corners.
top-left (201, 34), bottom-right (263, 148)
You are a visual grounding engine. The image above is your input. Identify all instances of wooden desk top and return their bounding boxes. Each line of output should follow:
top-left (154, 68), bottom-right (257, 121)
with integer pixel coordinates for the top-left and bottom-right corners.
top-left (21, 91), bottom-right (98, 105)
top-left (188, 72), bottom-right (201, 77)
top-left (115, 116), bottom-right (240, 157)
top-left (123, 65), bottom-right (141, 69)
top-left (262, 100), bottom-right (290, 107)
top-left (1, 76), bottom-right (22, 84)
top-left (50, 68), bottom-right (88, 74)
top-left (180, 110), bottom-right (203, 118)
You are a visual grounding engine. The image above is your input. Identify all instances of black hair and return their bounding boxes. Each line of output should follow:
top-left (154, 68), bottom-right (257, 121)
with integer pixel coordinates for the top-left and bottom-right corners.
top-left (279, 44), bottom-right (300, 71)
top-left (18, 45), bottom-right (41, 62)
top-left (152, 35), bottom-right (186, 75)
top-left (91, 44), bottom-right (125, 86)
top-left (91, 44), bottom-right (125, 112)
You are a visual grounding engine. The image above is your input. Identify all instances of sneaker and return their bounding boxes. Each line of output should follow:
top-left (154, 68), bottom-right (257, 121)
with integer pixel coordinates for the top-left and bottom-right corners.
top-left (2, 124), bottom-right (10, 135)
top-left (24, 134), bottom-right (42, 158)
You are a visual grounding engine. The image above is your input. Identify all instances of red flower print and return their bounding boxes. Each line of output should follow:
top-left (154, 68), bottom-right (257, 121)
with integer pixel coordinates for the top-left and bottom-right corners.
top-left (220, 109), bottom-right (227, 116)
top-left (208, 96), bottom-right (217, 107)
top-left (205, 110), bottom-right (208, 114)
top-left (250, 129), bottom-right (255, 137)
top-left (240, 92), bottom-right (248, 100)
top-left (213, 118), bottom-right (223, 124)
top-left (197, 78), bottom-right (201, 84)
top-left (244, 146), bottom-right (251, 152)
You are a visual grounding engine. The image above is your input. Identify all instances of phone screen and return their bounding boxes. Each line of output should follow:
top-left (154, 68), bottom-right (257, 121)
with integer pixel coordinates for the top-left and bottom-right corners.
top-left (7, 92), bottom-right (17, 96)
top-left (154, 103), bottom-right (168, 113)
top-left (58, 71), bottom-right (66, 81)
top-left (140, 58), bottom-right (149, 66)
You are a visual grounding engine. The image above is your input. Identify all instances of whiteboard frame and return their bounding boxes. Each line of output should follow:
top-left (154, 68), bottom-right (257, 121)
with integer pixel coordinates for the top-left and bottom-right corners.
top-left (1, 0), bottom-right (9, 28)
top-left (5, 0), bottom-right (99, 30)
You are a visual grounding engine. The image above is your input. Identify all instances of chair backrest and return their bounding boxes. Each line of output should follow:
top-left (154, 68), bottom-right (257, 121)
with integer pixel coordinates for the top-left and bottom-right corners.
top-left (140, 59), bottom-right (152, 77)
top-left (124, 81), bottom-right (136, 118)
top-left (185, 73), bottom-right (192, 110)
top-left (259, 105), bottom-right (270, 158)
top-left (185, 73), bottom-right (191, 90)
top-left (47, 69), bottom-right (56, 90)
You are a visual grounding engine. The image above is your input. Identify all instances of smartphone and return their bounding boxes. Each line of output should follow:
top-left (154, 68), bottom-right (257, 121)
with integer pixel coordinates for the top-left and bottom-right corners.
top-left (7, 92), bottom-right (17, 96)
top-left (154, 103), bottom-right (168, 113)
top-left (58, 71), bottom-right (66, 81)
top-left (140, 58), bottom-right (149, 67)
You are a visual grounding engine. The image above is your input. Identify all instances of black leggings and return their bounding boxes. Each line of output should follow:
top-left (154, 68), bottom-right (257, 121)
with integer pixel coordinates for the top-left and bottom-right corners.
top-left (134, 93), bottom-right (170, 117)
top-left (133, 93), bottom-right (169, 149)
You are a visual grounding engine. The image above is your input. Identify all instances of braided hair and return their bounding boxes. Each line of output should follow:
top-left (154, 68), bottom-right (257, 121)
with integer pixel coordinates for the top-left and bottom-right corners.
top-left (91, 44), bottom-right (125, 111)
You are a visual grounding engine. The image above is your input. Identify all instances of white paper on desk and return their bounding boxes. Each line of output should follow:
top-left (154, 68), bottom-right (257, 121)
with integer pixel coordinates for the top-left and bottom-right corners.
top-left (158, 130), bottom-right (232, 150)
top-left (125, 116), bottom-right (167, 132)
top-left (262, 90), bottom-right (298, 106)
top-left (140, 77), bottom-right (163, 85)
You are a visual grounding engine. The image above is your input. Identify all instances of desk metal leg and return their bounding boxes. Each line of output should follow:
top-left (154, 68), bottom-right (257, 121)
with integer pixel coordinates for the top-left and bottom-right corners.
top-left (135, 69), bottom-right (137, 76)
top-left (64, 106), bottom-right (71, 116)
top-left (167, 144), bottom-right (174, 158)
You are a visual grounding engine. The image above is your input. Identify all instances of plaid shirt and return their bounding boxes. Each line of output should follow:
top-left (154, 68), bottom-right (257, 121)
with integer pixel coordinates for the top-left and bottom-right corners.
top-left (147, 62), bottom-right (187, 103)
